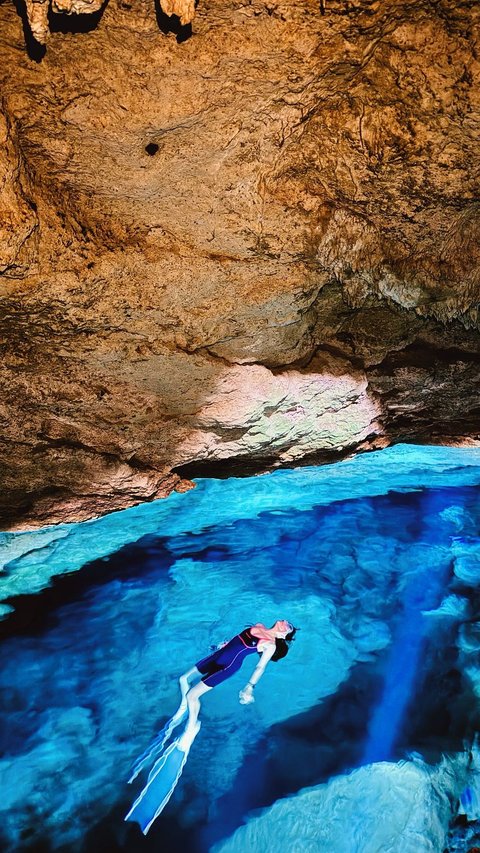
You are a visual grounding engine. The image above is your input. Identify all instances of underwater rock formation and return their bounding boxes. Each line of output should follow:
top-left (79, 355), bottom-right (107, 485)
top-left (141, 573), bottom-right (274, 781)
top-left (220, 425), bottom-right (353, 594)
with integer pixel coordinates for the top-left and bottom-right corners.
top-left (0, 0), bottom-right (479, 527)
top-left (213, 759), bottom-right (466, 853)
top-left (2, 448), bottom-right (480, 850)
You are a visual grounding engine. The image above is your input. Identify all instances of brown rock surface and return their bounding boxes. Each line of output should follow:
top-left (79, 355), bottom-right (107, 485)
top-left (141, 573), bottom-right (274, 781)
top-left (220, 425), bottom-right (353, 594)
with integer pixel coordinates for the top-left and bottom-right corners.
top-left (0, 0), bottom-right (479, 529)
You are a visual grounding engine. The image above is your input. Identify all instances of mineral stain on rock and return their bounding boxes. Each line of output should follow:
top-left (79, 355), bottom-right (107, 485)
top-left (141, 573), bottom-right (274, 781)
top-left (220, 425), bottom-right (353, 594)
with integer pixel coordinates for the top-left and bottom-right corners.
top-left (0, 0), bottom-right (479, 528)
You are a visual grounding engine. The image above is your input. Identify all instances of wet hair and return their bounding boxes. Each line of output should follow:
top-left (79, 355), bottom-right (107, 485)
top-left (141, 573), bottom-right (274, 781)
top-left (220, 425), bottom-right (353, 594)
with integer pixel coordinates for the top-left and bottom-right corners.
top-left (271, 628), bottom-right (297, 662)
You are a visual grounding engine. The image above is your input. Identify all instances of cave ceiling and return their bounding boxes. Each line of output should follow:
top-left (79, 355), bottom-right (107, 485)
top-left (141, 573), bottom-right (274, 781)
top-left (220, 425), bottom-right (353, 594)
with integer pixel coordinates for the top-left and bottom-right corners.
top-left (0, 0), bottom-right (479, 528)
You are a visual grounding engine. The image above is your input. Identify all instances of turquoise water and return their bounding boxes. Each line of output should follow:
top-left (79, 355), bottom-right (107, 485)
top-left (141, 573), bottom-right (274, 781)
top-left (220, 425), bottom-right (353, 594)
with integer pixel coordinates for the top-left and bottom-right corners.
top-left (1, 446), bottom-right (480, 852)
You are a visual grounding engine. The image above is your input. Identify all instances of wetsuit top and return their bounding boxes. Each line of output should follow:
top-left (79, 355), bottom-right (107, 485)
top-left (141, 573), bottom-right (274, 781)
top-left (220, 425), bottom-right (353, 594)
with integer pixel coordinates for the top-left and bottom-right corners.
top-left (195, 628), bottom-right (274, 688)
top-left (238, 627), bottom-right (260, 648)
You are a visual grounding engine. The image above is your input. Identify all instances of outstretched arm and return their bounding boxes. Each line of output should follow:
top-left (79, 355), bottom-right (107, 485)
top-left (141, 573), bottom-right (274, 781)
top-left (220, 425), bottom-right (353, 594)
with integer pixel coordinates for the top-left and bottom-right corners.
top-left (239, 644), bottom-right (275, 704)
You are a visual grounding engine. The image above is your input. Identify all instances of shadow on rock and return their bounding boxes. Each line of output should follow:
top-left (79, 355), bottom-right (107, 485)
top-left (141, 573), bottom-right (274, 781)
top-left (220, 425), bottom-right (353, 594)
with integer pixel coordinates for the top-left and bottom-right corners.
top-left (154, 0), bottom-right (193, 43)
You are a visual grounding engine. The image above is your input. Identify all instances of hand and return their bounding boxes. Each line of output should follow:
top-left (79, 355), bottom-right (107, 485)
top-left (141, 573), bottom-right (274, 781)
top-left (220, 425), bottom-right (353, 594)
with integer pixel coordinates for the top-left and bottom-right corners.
top-left (239, 685), bottom-right (255, 705)
top-left (209, 640), bottom-right (228, 651)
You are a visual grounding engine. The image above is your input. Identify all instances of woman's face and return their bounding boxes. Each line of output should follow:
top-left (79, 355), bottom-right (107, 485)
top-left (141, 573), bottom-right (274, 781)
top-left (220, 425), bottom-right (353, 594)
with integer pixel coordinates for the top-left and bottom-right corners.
top-left (275, 620), bottom-right (292, 636)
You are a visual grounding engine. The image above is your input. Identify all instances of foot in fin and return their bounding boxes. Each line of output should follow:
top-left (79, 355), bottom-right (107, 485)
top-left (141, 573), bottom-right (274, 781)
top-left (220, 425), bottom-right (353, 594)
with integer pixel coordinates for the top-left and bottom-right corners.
top-left (125, 721), bottom-right (201, 835)
top-left (177, 720), bottom-right (201, 753)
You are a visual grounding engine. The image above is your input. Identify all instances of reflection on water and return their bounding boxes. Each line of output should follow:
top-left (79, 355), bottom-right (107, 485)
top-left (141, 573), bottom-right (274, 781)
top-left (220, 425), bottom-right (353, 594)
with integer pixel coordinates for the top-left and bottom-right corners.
top-left (1, 457), bottom-right (480, 852)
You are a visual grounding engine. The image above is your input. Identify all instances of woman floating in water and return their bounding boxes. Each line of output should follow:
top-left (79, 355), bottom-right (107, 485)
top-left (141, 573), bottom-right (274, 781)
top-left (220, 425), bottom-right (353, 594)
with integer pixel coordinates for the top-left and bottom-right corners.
top-left (125, 620), bottom-right (296, 834)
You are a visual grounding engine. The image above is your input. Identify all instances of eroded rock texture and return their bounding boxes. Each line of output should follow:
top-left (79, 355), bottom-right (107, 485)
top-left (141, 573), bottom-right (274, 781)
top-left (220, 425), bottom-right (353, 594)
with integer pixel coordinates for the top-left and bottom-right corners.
top-left (0, 0), bottom-right (479, 528)
top-left (22, 0), bottom-right (193, 45)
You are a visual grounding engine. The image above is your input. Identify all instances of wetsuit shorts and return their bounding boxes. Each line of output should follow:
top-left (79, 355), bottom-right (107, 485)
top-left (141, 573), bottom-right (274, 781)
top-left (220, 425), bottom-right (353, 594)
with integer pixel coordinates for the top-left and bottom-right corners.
top-left (195, 630), bottom-right (259, 687)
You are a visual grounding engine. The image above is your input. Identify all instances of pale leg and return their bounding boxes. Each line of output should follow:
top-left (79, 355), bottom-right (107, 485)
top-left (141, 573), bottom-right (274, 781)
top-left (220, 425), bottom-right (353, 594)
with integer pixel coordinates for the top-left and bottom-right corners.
top-left (179, 665), bottom-right (201, 701)
top-left (177, 680), bottom-right (212, 751)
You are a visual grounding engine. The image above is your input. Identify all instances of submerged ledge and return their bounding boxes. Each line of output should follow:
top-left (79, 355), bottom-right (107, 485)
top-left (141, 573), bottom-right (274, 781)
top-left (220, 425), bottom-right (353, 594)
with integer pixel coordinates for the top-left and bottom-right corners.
top-left (1, 444), bottom-right (480, 617)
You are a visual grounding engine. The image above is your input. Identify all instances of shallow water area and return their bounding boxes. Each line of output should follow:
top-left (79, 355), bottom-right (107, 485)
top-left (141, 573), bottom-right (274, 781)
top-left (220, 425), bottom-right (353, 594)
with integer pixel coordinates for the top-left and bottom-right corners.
top-left (1, 445), bottom-right (480, 852)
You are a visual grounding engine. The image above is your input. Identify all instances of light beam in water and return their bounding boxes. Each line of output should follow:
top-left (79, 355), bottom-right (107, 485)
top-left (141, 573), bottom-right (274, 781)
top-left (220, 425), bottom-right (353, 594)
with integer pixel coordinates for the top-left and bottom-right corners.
top-left (362, 491), bottom-right (453, 764)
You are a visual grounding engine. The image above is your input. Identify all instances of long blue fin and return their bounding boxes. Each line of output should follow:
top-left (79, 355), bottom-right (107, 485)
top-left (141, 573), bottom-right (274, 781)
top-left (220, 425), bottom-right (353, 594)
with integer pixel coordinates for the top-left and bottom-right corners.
top-left (128, 700), bottom-right (187, 783)
top-left (125, 721), bottom-right (200, 834)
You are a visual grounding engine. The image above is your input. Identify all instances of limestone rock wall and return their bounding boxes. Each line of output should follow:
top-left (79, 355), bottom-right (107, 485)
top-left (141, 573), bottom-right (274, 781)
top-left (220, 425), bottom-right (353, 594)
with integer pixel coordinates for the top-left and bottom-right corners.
top-left (0, 0), bottom-right (479, 528)
top-left (23, 0), bottom-right (193, 45)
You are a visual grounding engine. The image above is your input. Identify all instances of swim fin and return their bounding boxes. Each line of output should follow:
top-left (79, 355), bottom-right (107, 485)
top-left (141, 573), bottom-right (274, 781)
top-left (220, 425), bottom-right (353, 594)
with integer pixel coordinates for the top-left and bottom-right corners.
top-left (128, 699), bottom-right (188, 783)
top-left (125, 721), bottom-right (201, 835)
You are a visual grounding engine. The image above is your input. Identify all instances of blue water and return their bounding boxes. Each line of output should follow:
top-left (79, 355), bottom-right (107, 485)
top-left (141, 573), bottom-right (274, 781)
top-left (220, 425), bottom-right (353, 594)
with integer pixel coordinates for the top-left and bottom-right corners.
top-left (1, 446), bottom-right (480, 852)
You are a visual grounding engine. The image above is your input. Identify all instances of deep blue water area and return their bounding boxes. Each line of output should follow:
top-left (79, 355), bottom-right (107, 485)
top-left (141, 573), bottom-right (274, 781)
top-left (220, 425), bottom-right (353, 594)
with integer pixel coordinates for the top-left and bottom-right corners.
top-left (1, 446), bottom-right (480, 852)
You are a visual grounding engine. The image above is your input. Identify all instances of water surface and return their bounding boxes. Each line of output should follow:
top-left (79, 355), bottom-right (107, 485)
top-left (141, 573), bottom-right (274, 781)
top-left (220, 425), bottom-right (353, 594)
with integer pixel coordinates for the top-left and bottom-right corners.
top-left (1, 445), bottom-right (480, 852)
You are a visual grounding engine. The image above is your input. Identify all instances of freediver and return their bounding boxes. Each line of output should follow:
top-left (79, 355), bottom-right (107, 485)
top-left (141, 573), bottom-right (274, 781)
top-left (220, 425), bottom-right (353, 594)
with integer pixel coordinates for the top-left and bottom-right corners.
top-left (125, 620), bottom-right (297, 833)
top-left (177, 619), bottom-right (297, 749)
